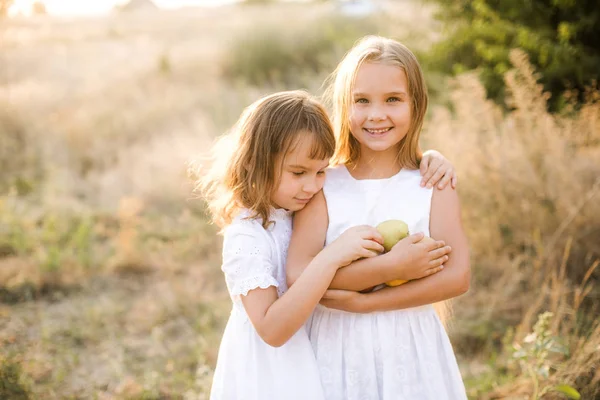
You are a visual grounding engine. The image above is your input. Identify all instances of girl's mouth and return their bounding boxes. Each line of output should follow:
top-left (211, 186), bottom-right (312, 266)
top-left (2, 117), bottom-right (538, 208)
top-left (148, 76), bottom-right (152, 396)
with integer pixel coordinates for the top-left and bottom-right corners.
top-left (364, 127), bottom-right (393, 135)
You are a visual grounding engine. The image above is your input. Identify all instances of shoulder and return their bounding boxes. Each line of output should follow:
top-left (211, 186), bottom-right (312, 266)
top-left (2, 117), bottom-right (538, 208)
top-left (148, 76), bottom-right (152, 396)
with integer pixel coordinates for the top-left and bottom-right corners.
top-left (401, 168), bottom-right (423, 182)
top-left (223, 213), bottom-right (271, 252)
top-left (399, 168), bottom-right (432, 195)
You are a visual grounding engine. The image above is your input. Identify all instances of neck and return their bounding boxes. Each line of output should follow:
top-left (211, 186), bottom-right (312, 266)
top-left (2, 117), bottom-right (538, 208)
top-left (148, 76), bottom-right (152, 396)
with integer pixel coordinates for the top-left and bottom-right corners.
top-left (348, 146), bottom-right (402, 179)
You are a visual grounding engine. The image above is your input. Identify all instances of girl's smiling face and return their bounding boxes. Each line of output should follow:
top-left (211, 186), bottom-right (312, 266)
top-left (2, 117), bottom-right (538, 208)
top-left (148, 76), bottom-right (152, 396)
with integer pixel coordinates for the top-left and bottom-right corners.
top-left (350, 62), bottom-right (412, 157)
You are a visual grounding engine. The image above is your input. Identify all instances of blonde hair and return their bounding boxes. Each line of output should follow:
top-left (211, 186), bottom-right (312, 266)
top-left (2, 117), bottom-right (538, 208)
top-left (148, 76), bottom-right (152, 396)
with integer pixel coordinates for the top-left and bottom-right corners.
top-left (328, 36), bottom-right (428, 168)
top-left (327, 37), bottom-right (451, 325)
top-left (196, 90), bottom-right (335, 229)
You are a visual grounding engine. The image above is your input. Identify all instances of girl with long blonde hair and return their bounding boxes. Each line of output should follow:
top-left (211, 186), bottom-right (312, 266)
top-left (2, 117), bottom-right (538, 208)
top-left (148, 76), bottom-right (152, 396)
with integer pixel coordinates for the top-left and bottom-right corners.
top-left (287, 37), bottom-right (469, 399)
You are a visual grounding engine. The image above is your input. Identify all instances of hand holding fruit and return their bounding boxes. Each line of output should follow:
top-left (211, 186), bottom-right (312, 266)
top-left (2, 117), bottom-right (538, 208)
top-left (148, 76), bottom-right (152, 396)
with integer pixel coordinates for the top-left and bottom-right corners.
top-left (323, 225), bottom-right (385, 269)
top-left (376, 220), bottom-right (451, 286)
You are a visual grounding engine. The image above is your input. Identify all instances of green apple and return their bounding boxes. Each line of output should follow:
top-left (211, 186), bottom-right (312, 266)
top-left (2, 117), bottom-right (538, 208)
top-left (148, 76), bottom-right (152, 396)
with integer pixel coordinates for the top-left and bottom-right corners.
top-left (376, 219), bottom-right (409, 253)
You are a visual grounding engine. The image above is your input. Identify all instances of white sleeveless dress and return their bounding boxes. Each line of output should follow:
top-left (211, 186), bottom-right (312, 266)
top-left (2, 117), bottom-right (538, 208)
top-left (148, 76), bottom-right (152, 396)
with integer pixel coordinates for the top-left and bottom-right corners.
top-left (308, 165), bottom-right (467, 400)
top-left (210, 209), bottom-right (325, 400)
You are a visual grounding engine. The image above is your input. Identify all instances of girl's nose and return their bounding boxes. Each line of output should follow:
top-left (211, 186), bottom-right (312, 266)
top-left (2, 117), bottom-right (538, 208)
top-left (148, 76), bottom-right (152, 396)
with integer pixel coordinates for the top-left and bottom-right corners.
top-left (303, 178), bottom-right (319, 194)
top-left (368, 107), bottom-right (385, 121)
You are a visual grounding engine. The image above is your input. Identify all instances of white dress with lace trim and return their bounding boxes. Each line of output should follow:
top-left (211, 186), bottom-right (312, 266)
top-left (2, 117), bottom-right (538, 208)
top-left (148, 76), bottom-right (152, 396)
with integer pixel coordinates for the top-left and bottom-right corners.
top-left (210, 208), bottom-right (325, 400)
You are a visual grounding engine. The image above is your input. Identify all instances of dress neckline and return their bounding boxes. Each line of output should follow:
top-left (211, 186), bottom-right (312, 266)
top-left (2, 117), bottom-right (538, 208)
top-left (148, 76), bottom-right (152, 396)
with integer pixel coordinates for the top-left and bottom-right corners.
top-left (237, 207), bottom-right (292, 223)
top-left (270, 207), bottom-right (293, 220)
top-left (340, 164), bottom-right (407, 183)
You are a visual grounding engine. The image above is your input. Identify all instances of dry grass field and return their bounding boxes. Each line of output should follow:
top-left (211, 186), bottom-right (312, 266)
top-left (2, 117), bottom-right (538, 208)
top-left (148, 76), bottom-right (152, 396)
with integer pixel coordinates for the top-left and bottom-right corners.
top-left (1, 1), bottom-right (598, 399)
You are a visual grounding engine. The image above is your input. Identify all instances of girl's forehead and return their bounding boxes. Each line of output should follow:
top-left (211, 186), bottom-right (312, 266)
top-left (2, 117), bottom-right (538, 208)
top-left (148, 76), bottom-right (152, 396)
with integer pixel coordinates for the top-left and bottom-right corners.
top-left (285, 136), bottom-right (317, 159)
top-left (353, 62), bottom-right (408, 92)
top-left (282, 134), bottom-right (330, 164)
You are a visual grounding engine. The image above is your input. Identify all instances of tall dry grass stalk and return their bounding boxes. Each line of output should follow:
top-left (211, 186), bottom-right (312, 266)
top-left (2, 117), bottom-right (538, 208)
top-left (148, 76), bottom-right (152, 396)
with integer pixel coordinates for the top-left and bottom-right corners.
top-left (108, 196), bottom-right (149, 273)
top-left (426, 49), bottom-right (600, 397)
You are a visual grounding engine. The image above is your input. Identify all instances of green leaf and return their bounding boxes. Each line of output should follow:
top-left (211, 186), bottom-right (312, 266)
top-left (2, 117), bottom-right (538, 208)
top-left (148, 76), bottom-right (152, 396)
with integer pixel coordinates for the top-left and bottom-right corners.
top-left (553, 384), bottom-right (581, 399)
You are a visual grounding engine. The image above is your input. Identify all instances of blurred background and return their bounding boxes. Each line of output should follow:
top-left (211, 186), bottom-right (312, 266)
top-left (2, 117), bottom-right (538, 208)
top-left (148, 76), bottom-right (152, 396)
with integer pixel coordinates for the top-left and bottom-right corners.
top-left (1, 0), bottom-right (599, 398)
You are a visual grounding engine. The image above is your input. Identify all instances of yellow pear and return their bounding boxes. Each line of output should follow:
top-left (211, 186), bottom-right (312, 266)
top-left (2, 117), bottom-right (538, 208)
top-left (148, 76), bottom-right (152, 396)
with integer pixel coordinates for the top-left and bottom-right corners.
top-left (384, 235), bottom-right (437, 287)
top-left (386, 278), bottom-right (408, 287)
top-left (376, 219), bottom-right (409, 253)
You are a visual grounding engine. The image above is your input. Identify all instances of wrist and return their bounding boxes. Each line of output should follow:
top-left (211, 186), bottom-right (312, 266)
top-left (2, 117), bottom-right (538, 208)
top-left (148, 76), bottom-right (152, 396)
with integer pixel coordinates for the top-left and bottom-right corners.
top-left (356, 292), bottom-right (371, 313)
top-left (381, 253), bottom-right (407, 281)
top-left (313, 250), bottom-right (339, 272)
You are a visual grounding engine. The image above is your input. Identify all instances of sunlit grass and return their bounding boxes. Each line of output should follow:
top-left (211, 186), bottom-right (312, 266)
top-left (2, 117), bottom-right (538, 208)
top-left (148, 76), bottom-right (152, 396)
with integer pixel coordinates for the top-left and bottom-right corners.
top-left (1, 2), bottom-right (598, 399)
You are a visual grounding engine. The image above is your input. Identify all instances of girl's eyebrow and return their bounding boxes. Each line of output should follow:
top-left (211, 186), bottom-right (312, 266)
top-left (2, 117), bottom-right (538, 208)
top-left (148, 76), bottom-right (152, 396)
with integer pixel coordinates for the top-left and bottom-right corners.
top-left (288, 163), bottom-right (327, 171)
top-left (386, 91), bottom-right (408, 96)
top-left (353, 91), bottom-right (408, 97)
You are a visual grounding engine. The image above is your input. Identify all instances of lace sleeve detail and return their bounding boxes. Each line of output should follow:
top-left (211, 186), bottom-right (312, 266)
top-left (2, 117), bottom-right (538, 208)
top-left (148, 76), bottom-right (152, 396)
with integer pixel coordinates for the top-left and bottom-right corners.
top-left (230, 274), bottom-right (279, 297)
top-left (221, 221), bottom-right (278, 297)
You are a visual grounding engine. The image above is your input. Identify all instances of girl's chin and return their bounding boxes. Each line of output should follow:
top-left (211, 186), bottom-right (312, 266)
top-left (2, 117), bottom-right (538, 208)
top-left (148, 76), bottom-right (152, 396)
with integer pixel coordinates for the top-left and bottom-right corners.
top-left (361, 142), bottom-right (400, 153)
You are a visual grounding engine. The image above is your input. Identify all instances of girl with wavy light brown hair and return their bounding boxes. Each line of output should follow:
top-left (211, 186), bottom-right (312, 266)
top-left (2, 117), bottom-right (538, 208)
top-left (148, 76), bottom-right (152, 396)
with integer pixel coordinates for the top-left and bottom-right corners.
top-left (199, 90), bottom-right (386, 400)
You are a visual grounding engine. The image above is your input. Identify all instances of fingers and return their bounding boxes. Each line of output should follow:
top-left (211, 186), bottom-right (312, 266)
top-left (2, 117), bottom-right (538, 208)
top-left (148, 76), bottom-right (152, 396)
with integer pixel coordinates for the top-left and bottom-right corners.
top-left (429, 245), bottom-right (452, 259)
top-left (436, 169), bottom-right (453, 190)
top-left (451, 173), bottom-right (458, 189)
top-left (419, 154), bottom-right (430, 183)
top-left (419, 255), bottom-right (447, 278)
top-left (429, 254), bottom-right (449, 268)
top-left (361, 227), bottom-right (384, 244)
top-left (361, 248), bottom-right (381, 258)
top-left (363, 239), bottom-right (385, 254)
top-left (425, 165), bottom-right (445, 189)
top-left (352, 225), bottom-right (384, 244)
top-left (407, 232), bottom-right (425, 244)
top-left (422, 239), bottom-right (446, 251)
top-left (418, 237), bottom-right (444, 251)
top-left (420, 160), bottom-right (441, 188)
top-left (424, 264), bottom-right (444, 277)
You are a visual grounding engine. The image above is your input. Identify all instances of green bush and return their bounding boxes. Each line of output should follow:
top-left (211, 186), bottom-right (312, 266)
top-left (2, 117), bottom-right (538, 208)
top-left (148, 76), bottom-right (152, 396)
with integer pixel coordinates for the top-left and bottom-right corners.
top-left (424, 0), bottom-right (600, 111)
top-left (0, 359), bottom-right (31, 400)
top-left (221, 14), bottom-right (382, 88)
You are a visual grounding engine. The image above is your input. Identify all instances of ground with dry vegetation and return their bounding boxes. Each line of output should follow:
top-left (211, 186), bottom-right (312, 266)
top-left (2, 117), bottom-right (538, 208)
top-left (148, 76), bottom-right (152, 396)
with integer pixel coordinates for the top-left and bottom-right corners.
top-left (1, 2), bottom-right (598, 399)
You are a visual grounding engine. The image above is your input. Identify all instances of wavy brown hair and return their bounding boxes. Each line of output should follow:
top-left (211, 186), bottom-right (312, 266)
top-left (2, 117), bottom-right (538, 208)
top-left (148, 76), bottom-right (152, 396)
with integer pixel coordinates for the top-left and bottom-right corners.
top-left (196, 90), bottom-right (335, 229)
top-left (327, 36), bottom-right (428, 169)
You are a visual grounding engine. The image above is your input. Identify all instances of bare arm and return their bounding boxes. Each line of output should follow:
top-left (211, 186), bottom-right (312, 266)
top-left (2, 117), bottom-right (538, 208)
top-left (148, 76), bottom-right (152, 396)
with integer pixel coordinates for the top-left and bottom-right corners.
top-left (288, 156), bottom-right (457, 291)
top-left (287, 191), bottom-right (396, 291)
top-left (242, 252), bottom-right (338, 347)
top-left (243, 222), bottom-right (382, 347)
top-left (321, 185), bottom-right (470, 312)
top-left (287, 190), bottom-right (450, 291)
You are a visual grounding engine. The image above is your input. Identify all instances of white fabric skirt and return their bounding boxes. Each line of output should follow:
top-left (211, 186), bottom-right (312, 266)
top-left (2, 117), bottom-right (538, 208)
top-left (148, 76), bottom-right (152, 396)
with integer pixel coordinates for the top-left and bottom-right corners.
top-left (210, 307), bottom-right (325, 400)
top-left (308, 304), bottom-right (467, 400)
